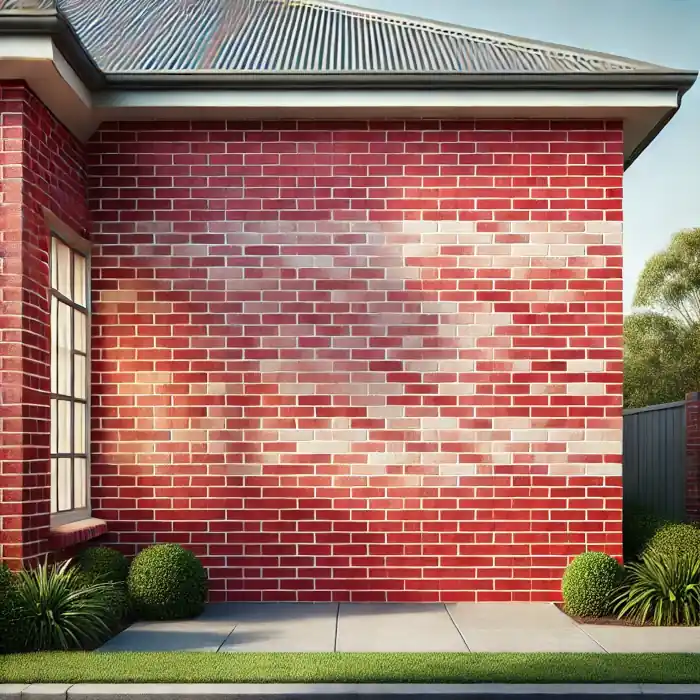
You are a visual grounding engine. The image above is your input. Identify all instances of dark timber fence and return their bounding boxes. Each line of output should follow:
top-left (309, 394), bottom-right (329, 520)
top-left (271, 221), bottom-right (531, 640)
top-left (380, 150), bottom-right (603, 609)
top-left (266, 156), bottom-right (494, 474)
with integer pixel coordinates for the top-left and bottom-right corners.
top-left (623, 399), bottom-right (687, 521)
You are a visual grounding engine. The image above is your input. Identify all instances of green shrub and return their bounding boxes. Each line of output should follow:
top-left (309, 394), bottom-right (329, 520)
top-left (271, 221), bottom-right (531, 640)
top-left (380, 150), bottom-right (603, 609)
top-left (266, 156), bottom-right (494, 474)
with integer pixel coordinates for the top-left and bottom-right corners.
top-left (623, 504), bottom-right (669, 561)
top-left (73, 547), bottom-right (131, 630)
top-left (562, 551), bottom-right (624, 618)
top-left (76, 546), bottom-right (129, 584)
top-left (612, 547), bottom-right (700, 625)
top-left (10, 559), bottom-right (115, 651)
top-left (644, 522), bottom-right (700, 560)
top-left (0, 563), bottom-right (17, 652)
top-left (127, 544), bottom-right (207, 621)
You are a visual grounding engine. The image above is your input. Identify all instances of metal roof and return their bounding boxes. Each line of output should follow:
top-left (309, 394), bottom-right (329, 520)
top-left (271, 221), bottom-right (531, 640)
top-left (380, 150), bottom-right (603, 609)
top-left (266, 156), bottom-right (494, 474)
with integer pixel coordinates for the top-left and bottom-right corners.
top-left (1, 0), bottom-right (676, 76)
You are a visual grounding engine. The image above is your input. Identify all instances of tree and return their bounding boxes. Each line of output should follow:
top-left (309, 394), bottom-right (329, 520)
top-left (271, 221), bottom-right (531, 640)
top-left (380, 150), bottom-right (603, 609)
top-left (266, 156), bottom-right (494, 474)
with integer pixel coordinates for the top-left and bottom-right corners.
top-left (624, 228), bottom-right (700, 409)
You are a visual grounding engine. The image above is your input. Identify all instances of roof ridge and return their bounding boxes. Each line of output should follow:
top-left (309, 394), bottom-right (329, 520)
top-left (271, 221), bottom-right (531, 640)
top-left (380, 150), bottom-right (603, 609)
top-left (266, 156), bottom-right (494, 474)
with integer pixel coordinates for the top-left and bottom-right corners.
top-left (288, 0), bottom-right (668, 71)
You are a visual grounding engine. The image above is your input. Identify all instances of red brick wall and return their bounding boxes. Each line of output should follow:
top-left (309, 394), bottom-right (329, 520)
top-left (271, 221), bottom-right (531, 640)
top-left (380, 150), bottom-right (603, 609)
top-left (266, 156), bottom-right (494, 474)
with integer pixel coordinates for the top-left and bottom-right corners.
top-left (686, 392), bottom-right (700, 522)
top-left (0, 82), bottom-right (89, 567)
top-left (88, 119), bottom-right (624, 602)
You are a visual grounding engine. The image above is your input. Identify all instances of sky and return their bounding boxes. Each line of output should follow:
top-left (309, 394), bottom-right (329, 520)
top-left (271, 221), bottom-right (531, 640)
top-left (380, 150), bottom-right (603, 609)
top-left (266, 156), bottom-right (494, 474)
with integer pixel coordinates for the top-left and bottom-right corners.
top-left (356, 0), bottom-right (700, 311)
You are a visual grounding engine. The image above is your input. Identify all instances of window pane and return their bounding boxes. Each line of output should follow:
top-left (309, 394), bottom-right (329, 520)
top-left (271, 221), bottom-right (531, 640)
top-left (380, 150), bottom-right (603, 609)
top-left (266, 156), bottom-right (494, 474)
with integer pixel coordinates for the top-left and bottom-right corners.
top-left (50, 458), bottom-right (57, 513)
top-left (56, 239), bottom-right (71, 299)
top-left (74, 356), bottom-right (86, 400)
top-left (51, 237), bottom-right (58, 290)
top-left (74, 403), bottom-right (86, 455)
top-left (51, 296), bottom-right (58, 394)
top-left (58, 399), bottom-right (71, 453)
top-left (50, 233), bottom-right (90, 521)
top-left (74, 311), bottom-right (86, 353)
top-left (74, 458), bottom-right (87, 509)
top-left (57, 301), bottom-right (71, 396)
top-left (50, 399), bottom-right (57, 453)
top-left (57, 458), bottom-right (71, 511)
top-left (74, 254), bottom-right (87, 308)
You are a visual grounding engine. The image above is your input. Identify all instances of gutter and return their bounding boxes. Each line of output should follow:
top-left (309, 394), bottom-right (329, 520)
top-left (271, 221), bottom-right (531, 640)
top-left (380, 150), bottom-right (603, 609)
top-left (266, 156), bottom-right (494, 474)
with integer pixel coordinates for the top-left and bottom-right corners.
top-left (101, 70), bottom-right (699, 92)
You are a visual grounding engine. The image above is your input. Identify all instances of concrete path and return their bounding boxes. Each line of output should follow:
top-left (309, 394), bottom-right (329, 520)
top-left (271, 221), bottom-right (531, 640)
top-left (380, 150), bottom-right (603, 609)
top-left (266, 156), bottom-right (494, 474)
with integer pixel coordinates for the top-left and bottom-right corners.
top-left (98, 603), bottom-right (700, 653)
top-left (5, 683), bottom-right (700, 700)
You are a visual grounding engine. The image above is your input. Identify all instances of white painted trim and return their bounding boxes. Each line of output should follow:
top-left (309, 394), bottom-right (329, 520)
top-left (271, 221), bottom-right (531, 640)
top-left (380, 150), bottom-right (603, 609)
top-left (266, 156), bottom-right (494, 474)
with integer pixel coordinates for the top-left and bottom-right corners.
top-left (51, 43), bottom-right (93, 109)
top-left (0, 35), bottom-right (53, 60)
top-left (97, 88), bottom-right (679, 112)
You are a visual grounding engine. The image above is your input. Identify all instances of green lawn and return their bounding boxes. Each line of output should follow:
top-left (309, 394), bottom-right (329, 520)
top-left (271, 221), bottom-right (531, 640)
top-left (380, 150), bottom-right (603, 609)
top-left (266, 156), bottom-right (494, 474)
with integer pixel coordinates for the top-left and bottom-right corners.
top-left (3, 652), bottom-right (700, 684)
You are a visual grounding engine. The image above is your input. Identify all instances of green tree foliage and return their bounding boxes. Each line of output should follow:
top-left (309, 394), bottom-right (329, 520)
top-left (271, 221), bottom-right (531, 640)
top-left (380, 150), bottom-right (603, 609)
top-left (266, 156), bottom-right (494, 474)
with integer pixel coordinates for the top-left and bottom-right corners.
top-left (624, 228), bottom-right (700, 409)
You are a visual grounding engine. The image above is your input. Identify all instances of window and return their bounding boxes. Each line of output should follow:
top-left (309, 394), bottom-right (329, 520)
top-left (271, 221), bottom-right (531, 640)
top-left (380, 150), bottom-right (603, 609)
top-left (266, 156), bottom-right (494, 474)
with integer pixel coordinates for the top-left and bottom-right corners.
top-left (50, 233), bottom-right (90, 525)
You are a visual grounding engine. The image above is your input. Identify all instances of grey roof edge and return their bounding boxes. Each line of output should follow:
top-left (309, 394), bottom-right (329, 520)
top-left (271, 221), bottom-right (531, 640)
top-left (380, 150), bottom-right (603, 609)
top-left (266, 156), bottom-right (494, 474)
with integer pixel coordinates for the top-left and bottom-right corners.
top-left (104, 70), bottom-right (698, 90)
top-left (0, 13), bottom-right (105, 89)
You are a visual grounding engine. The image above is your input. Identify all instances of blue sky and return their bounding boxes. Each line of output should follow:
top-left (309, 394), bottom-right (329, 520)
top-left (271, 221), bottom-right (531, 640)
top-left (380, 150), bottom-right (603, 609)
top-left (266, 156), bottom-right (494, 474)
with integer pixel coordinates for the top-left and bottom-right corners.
top-left (358, 0), bottom-right (700, 311)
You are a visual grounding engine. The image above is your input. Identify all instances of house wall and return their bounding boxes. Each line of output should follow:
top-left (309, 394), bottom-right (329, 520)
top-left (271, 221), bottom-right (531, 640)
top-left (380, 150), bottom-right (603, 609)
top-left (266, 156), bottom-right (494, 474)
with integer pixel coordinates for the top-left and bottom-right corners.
top-left (87, 119), bottom-right (624, 602)
top-left (0, 82), bottom-right (89, 567)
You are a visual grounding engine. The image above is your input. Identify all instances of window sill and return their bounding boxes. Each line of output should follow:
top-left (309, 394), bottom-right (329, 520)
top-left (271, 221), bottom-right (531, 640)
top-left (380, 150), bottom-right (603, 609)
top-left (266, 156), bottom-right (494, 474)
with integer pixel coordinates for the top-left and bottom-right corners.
top-left (49, 517), bottom-right (108, 549)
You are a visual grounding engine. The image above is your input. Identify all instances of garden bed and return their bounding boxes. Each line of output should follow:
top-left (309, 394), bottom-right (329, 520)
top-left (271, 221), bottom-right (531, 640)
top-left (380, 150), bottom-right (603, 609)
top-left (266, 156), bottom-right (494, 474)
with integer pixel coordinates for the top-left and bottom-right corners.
top-left (555, 603), bottom-right (664, 627)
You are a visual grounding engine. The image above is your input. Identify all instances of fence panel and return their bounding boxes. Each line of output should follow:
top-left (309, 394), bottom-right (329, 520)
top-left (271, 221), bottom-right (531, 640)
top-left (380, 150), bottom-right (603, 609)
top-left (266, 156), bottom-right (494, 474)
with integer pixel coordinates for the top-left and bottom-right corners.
top-left (623, 400), bottom-right (686, 521)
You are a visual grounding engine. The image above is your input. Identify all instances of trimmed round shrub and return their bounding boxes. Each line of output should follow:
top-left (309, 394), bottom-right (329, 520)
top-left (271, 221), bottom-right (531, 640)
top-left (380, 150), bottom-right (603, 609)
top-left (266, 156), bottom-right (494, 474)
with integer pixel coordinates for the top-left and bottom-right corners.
top-left (127, 544), bottom-right (207, 621)
top-left (623, 505), bottom-right (669, 562)
top-left (562, 551), bottom-right (624, 619)
top-left (72, 570), bottom-right (130, 632)
top-left (76, 546), bottom-right (129, 584)
top-left (644, 522), bottom-right (700, 560)
top-left (74, 547), bottom-right (131, 630)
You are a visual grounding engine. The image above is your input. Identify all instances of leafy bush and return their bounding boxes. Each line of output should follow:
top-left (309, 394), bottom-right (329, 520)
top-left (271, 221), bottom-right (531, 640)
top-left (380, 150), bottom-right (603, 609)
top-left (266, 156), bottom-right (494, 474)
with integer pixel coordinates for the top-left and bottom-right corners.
top-left (623, 504), bottom-right (669, 561)
top-left (644, 522), bottom-right (700, 560)
top-left (76, 546), bottom-right (129, 584)
top-left (562, 551), bottom-right (624, 618)
top-left (74, 547), bottom-right (131, 629)
top-left (9, 559), bottom-right (116, 651)
top-left (0, 563), bottom-right (17, 653)
top-left (612, 547), bottom-right (700, 625)
top-left (127, 544), bottom-right (207, 621)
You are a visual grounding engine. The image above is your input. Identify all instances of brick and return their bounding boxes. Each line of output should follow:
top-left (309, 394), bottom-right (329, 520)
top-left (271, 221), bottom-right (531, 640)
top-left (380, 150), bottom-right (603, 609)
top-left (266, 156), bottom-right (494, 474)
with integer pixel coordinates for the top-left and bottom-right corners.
top-left (2, 104), bottom-right (625, 601)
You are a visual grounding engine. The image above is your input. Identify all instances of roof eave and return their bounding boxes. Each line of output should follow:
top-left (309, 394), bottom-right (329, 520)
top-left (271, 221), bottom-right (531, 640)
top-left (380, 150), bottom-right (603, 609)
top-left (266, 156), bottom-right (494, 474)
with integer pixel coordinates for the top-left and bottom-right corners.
top-left (0, 12), bottom-right (696, 169)
top-left (0, 12), bottom-right (105, 89)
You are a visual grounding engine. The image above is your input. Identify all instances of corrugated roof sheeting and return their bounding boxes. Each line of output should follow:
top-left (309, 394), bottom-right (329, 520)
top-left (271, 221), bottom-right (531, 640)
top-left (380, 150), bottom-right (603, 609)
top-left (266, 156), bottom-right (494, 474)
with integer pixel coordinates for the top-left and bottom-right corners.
top-left (53, 0), bottom-right (659, 75)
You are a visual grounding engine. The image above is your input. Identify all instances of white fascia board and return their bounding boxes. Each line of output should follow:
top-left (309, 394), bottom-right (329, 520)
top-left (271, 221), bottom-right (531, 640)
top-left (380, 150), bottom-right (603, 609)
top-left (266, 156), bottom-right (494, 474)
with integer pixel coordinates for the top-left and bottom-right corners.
top-left (94, 88), bottom-right (678, 165)
top-left (96, 87), bottom-right (679, 114)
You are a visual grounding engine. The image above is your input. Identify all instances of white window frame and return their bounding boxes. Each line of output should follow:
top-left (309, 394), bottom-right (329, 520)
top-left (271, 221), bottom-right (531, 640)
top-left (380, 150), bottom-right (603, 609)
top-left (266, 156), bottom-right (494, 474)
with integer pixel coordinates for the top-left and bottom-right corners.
top-left (46, 210), bottom-right (92, 528)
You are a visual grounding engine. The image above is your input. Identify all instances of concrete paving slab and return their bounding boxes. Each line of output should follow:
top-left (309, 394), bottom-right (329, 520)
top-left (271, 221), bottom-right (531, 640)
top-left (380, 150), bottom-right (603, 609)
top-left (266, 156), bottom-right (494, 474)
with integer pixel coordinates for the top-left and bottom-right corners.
top-left (99, 617), bottom-right (235, 652)
top-left (21, 685), bottom-right (72, 700)
top-left (336, 603), bottom-right (467, 652)
top-left (0, 686), bottom-right (28, 700)
top-left (218, 603), bottom-right (338, 652)
top-left (10, 683), bottom-right (683, 700)
top-left (448, 603), bottom-right (604, 653)
top-left (580, 624), bottom-right (700, 653)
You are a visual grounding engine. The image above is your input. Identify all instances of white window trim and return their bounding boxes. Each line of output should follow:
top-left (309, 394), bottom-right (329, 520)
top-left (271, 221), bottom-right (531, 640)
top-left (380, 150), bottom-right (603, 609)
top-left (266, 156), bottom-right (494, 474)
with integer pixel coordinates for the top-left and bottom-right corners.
top-left (45, 209), bottom-right (92, 529)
